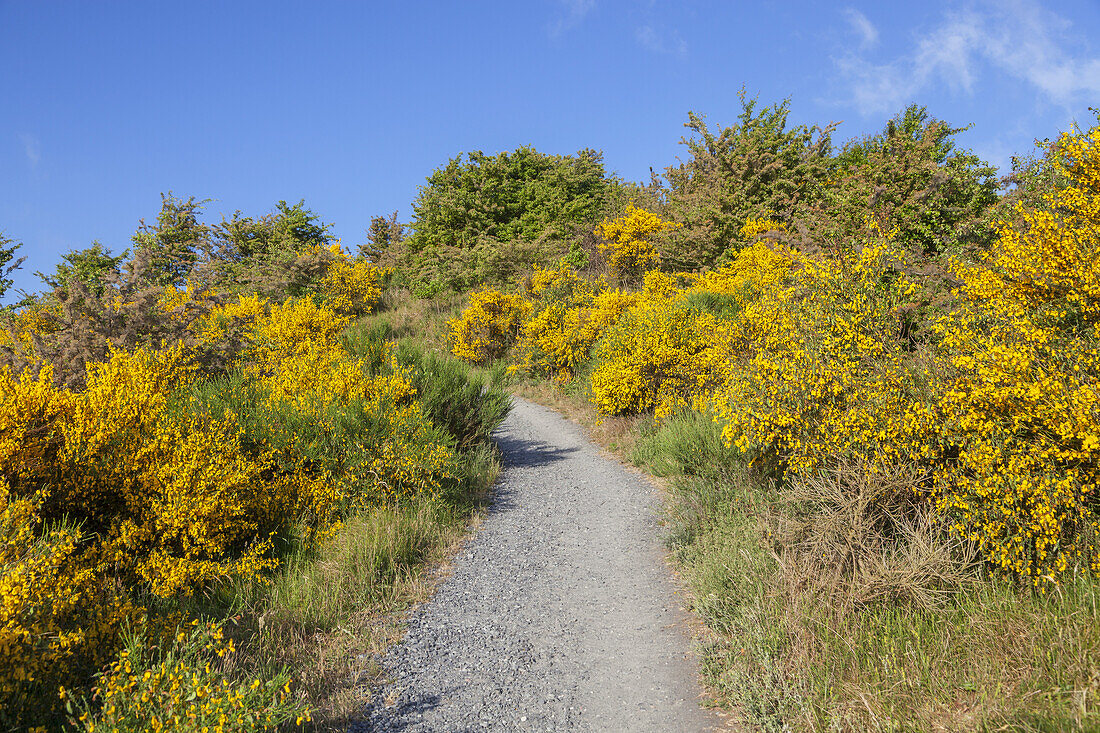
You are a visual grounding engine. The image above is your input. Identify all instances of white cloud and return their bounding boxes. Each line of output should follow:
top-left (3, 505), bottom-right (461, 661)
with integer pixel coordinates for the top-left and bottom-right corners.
top-left (844, 8), bottom-right (878, 49)
top-left (18, 133), bottom-right (39, 169)
top-left (549, 0), bottom-right (595, 37)
top-left (635, 23), bottom-right (687, 55)
top-left (836, 0), bottom-right (1100, 115)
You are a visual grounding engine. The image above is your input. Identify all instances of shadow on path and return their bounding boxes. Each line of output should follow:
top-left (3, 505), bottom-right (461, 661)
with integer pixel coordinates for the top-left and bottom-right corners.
top-left (484, 431), bottom-right (579, 514)
top-left (354, 688), bottom-right (452, 732)
top-left (494, 433), bottom-right (579, 469)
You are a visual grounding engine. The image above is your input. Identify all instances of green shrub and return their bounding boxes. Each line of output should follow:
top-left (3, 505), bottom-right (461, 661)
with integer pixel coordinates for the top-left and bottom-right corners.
top-left (662, 96), bottom-right (834, 270)
top-left (395, 343), bottom-right (511, 449)
top-left (400, 146), bottom-right (626, 291)
top-left (632, 408), bottom-right (741, 482)
top-left (66, 621), bottom-right (309, 731)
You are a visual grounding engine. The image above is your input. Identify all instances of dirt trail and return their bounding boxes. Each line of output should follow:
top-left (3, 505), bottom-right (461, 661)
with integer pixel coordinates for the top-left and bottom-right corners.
top-left (352, 397), bottom-right (723, 732)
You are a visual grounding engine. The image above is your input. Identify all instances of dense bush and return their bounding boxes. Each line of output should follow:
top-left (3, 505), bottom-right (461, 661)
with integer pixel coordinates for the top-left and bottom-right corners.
top-left (512, 265), bottom-right (628, 380)
top-left (65, 621), bottom-right (309, 731)
top-left (0, 197), bottom-right (508, 725)
top-left (805, 105), bottom-right (1001, 256)
top-left (659, 98), bottom-right (1001, 271)
top-left (317, 248), bottom-right (384, 317)
top-left (399, 146), bottom-right (630, 292)
top-left (661, 96), bottom-right (834, 270)
top-left (0, 199), bottom-right (364, 392)
top-left (0, 483), bottom-right (118, 730)
top-left (447, 288), bottom-right (530, 365)
top-left (520, 286), bottom-right (641, 381)
top-left (407, 146), bottom-right (613, 251)
top-left (712, 235), bottom-right (935, 476)
top-left (930, 120), bottom-right (1100, 581)
top-left (394, 343), bottom-right (512, 451)
top-left (585, 240), bottom-right (792, 418)
top-left (590, 297), bottom-right (726, 417)
top-left (710, 121), bottom-right (1099, 584)
top-left (594, 204), bottom-right (678, 280)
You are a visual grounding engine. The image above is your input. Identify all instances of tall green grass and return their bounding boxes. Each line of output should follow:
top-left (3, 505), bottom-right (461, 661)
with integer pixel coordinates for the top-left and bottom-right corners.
top-left (393, 342), bottom-right (512, 451)
top-left (633, 409), bottom-right (1100, 732)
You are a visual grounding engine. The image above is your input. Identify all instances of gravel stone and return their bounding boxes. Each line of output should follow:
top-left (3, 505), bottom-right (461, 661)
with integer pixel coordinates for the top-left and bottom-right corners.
top-left (350, 398), bottom-right (722, 732)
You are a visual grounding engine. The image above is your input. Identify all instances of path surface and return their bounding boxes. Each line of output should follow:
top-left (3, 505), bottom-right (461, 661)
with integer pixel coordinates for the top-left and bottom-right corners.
top-left (351, 398), bottom-right (721, 732)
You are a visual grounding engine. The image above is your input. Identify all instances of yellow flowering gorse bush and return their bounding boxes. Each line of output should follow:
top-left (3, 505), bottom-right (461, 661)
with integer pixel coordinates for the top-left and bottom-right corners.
top-left (0, 479), bottom-right (91, 720)
top-left (447, 288), bottom-right (530, 365)
top-left (0, 256), bottom-right (461, 723)
top-left (737, 215), bottom-right (787, 243)
top-left (318, 250), bottom-right (383, 317)
top-left (66, 621), bottom-right (309, 732)
top-left (713, 239), bottom-right (936, 476)
top-left (930, 121), bottom-right (1100, 582)
top-left (590, 298), bottom-right (729, 418)
top-left (515, 265), bottom-right (643, 380)
top-left (595, 205), bottom-right (679, 278)
top-left (588, 241), bottom-right (794, 418)
top-left (0, 301), bottom-right (63, 358)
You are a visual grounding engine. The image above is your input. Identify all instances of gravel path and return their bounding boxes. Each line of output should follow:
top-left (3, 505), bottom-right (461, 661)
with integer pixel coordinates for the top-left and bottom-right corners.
top-left (351, 397), bottom-right (722, 732)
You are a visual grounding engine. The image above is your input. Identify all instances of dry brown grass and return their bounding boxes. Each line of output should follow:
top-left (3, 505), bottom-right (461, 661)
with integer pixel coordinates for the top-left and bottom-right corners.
top-left (773, 459), bottom-right (978, 612)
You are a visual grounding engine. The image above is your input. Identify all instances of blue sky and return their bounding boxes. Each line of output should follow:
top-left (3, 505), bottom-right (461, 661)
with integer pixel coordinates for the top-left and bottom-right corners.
top-left (3, 0), bottom-right (1099, 300)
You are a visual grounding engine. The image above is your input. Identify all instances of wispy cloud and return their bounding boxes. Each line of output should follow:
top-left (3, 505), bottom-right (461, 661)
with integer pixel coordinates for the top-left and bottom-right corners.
top-left (18, 133), bottom-right (40, 169)
top-left (549, 0), bottom-right (595, 37)
top-left (843, 8), bottom-right (878, 49)
top-left (836, 0), bottom-right (1100, 115)
top-left (635, 23), bottom-right (687, 56)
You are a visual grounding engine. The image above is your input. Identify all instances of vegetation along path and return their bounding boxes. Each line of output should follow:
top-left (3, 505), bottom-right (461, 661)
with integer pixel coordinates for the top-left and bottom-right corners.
top-left (353, 397), bottom-right (721, 732)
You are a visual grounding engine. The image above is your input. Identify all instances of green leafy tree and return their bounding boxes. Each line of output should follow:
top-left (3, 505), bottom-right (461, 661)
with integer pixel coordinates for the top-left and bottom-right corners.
top-left (403, 146), bottom-right (619, 291)
top-left (129, 193), bottom-right (210, 287)
top-left (207, 199), bottom-right (336, 295)
top-left (272, 199), bottom-right (332, 249)
top-left (0, 231), bottom-right (26, 303)
top-left (662, 94), bottom-right (835, 270)
top-left (360, 211), bottom-right (404, 261)
top-left (808, 105), bottom-right (1001, 256)
top-left (213, 199), bottom-right (333, 264)
top-left (408, 146), bottom-right (612, 250)
top-left (36, 242), bottom-right (127, 295)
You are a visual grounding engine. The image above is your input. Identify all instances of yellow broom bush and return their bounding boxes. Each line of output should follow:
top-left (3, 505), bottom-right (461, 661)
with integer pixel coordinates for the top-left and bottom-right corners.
top-left (595, 204), bottom-right (678, 279)
top-left (708, 121), bottom-right (1100, 584)
top-left (0, 482), bottom-right (90, 727)
top-left (0, 271), bottom-right (478, 722)
top-left (588, 241), bottom-right (795, 419)
top-left (737, 214), bottom-right (787, 243)
top-left (448, 288), bottom-right (530, 365)
top-left (688, 238), bottom-right (794, 305)
top-left (931, 119), bottom-right (1100, 583)
top-left (0, 300), bottom-right (63, 359)
top-left (1, 345), bottom-right (287, 599)
top-left (66, 621), bottom-right (309, 732)
top-left (590, 296), bottom-right (729, 418)
top-left (516, 278), bottom-right (641, 381)
top-left (319, 252), bottom-right (383, 317)
top-left (713, 239), bottom-right (937, 476)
